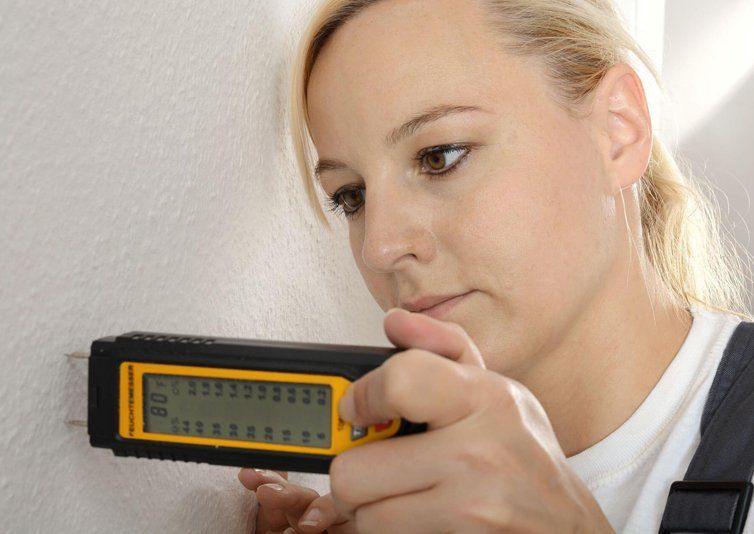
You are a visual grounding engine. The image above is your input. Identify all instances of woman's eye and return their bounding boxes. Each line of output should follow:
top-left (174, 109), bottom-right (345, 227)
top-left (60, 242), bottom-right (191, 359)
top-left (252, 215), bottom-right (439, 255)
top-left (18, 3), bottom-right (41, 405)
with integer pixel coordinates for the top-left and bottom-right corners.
top-left (326, 187), bottom-right (364, 220)
top-left (325, 144), bottom-right (473, 220)
top-left (419, 145), bottom-right (471, 175)
top-left (340, 188), bottom-right (363, 211)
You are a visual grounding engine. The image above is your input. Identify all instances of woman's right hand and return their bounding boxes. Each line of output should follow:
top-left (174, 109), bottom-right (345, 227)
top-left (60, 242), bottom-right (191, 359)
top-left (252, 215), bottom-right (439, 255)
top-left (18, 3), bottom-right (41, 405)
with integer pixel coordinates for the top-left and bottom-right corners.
top-left (238, 468), bottom-right (356, 534)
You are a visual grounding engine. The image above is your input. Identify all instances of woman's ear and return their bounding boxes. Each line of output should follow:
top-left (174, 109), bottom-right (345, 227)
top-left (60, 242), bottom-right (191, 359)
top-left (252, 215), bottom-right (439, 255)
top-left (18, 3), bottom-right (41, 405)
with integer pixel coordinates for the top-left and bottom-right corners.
top-left (589, 63), bottom-right (652, 193)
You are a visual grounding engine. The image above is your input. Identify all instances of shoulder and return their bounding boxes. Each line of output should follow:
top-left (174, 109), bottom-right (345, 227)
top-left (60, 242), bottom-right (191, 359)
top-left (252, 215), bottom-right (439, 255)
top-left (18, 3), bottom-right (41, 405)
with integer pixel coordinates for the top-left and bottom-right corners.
top-left (688, 305), bottom-right (743, 336)
top-left (690, 307), bottom-right (754, 534)
top-left (687, 305), bottom-right (743, 366)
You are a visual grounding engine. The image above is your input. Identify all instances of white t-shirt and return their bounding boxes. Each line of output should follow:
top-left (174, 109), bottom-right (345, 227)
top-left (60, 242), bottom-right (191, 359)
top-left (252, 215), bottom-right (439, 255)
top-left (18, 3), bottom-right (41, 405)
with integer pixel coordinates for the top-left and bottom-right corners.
top-left (288, 306), bottom-right (753, 533)
top-left (566, 305), bottom-right (754, 533)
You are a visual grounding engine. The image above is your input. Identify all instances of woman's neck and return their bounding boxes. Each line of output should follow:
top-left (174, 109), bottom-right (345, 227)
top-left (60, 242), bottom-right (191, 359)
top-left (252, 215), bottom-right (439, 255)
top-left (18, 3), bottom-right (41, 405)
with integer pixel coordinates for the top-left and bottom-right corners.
top-left (509, 261), bottom-right (693, 458)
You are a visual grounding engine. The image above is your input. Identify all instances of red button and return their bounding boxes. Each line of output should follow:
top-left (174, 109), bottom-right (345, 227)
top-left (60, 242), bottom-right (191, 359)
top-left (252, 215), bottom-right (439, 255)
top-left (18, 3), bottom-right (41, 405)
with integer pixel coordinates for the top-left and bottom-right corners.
top-left (374, 420), bottom-right (392, 432)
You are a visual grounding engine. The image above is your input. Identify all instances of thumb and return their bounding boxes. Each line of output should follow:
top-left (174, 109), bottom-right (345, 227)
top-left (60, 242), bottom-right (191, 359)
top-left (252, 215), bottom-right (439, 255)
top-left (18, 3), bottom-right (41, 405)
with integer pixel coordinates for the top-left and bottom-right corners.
top-left (383, 307), bottom-right (485, 368)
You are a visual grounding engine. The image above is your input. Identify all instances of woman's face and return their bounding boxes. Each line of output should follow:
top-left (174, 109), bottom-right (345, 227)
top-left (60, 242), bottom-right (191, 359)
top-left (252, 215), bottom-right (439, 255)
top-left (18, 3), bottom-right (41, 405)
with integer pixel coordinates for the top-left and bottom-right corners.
top-left (306, 0), bottom-right (624, 375)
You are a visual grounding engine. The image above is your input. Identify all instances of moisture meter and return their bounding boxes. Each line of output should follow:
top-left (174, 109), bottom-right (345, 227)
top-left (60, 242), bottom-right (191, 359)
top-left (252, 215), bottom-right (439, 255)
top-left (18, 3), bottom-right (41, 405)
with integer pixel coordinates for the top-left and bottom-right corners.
top-left (82, 331), bottom-right (427, 473)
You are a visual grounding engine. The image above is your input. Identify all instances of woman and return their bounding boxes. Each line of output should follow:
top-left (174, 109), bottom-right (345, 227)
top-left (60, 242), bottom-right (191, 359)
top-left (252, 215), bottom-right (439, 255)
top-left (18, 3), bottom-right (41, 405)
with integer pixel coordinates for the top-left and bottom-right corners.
top-left (238, 0), bottom-right (753, 532)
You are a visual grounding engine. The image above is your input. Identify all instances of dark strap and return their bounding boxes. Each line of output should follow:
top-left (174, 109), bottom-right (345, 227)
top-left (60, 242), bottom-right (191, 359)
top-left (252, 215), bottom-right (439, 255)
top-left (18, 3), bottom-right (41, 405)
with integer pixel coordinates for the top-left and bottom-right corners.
top-left (659, 321), bottom-right (754, 533)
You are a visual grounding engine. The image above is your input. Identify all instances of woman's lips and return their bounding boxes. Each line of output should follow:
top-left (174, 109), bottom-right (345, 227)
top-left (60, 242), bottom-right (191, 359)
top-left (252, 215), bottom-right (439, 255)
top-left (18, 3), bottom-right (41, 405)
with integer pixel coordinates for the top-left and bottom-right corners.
top-left (418, 291), bottom-right (472, 320)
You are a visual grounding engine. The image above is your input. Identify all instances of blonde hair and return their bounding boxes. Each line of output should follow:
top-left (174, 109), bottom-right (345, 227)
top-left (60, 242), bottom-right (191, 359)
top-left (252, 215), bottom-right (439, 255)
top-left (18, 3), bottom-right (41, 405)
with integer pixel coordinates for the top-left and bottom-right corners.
top-left (289, 0), bottom-right (752, 319)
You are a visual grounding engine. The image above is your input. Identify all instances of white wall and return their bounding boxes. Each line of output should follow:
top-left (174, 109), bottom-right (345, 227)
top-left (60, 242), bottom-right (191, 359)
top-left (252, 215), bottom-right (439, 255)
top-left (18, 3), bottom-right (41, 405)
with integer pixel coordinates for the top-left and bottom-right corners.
top-left (662, 0), bottom-right (754, 301)
top-left (1, 1), bottom-right (368, 531)
top-left (0, 0), bottom-right (661, 531)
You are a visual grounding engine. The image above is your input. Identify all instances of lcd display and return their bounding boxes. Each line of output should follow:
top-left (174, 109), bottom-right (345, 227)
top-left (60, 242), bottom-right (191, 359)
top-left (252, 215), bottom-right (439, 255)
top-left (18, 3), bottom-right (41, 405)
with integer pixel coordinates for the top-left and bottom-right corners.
top-left (142, 373), bottom-right (331, 448)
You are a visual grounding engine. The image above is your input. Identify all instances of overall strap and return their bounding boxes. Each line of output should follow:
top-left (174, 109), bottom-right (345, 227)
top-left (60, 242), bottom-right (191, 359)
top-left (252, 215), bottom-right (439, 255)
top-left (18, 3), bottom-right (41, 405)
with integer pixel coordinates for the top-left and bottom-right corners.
top-left (659, 321), bottom-right (754, 533)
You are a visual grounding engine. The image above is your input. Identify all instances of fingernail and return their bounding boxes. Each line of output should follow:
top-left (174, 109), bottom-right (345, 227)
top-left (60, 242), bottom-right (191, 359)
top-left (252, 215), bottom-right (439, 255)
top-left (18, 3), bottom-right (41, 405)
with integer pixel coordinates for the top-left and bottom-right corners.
top-left (340, 387), bottom-right (356, 422)
top-left (299, 507), bottom-right (323, 527)
top-left (238, 469), bottom-right (253, 485)
top-left (253, 468), bottom-right (269, 475)
top-left (283, 528), bottom-right (296, 534)
top-left (386, 307), bottom-right (408, 317)
top-left (261, 483), bottom-right (284, 492)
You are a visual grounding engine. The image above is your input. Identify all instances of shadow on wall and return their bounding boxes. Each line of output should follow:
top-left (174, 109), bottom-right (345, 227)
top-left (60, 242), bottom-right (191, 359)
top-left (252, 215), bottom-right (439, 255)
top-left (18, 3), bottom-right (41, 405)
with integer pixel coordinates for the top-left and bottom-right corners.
top-left (663, 0), bottom-right (754, 139)
top-left (680, 70), bottom-right (754, 302)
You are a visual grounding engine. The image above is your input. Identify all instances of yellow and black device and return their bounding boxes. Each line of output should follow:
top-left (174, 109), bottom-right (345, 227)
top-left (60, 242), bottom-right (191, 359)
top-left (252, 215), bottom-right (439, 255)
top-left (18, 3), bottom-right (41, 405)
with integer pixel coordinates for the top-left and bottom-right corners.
top-left (86, 331), bottom-right (427, 473)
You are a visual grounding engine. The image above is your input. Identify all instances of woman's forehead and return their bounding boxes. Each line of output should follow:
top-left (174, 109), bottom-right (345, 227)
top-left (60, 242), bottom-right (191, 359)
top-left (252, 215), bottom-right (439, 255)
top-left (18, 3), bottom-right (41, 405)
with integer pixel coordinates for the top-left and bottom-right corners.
top-left (306, 0), bottom-right (537, 149)
top-left (307, 0), bottom-right (512, 100)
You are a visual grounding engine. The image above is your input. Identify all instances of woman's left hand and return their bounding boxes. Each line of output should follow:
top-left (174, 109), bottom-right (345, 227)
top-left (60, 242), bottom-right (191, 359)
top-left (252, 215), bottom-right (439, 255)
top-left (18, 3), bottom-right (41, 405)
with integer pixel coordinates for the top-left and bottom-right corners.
top-left (329, 308), bottom-right (615, 533)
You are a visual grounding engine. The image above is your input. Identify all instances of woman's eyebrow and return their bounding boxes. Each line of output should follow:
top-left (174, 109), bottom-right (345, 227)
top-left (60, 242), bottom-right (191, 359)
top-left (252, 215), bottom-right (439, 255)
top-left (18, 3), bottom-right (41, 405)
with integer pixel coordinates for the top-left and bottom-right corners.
top-left (384, 103), bottom-right (489, 146)
top-left (314, 103), bottom-right (489, 181)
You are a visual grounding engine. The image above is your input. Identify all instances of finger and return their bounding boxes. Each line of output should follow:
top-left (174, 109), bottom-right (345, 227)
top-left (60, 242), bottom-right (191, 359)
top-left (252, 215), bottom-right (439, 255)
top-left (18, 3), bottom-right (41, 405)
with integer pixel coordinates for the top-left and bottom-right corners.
top-left (238, 468), bottom-right (288, 490)
top-left (383, 307), bottom-right (485, 368)
top-left (296, 493), bottom-right (350, 533)
top-left (350, 483), bottom-right (451, 534)
top-left (256, 482), bottom-right (321, 531)
top-left (339, 348), bottom-right (493, 428)
top-left (329, 427), bottom-right (447, 513)
top-left (257, 498), bottom-right (289, 534)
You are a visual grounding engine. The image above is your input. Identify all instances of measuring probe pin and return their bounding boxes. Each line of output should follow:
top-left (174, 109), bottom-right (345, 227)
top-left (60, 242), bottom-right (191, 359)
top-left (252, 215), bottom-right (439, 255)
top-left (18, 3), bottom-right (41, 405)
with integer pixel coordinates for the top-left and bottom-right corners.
top-left (65, 351), bottom-right (90, 360)
top-left (65, 420), bottom-right (87, 428)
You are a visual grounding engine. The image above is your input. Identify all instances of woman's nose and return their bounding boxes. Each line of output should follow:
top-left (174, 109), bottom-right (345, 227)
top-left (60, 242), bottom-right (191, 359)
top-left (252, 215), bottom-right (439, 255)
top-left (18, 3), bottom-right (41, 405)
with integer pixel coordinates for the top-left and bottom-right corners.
top-left (359, 182), bottom-right (438, 273)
